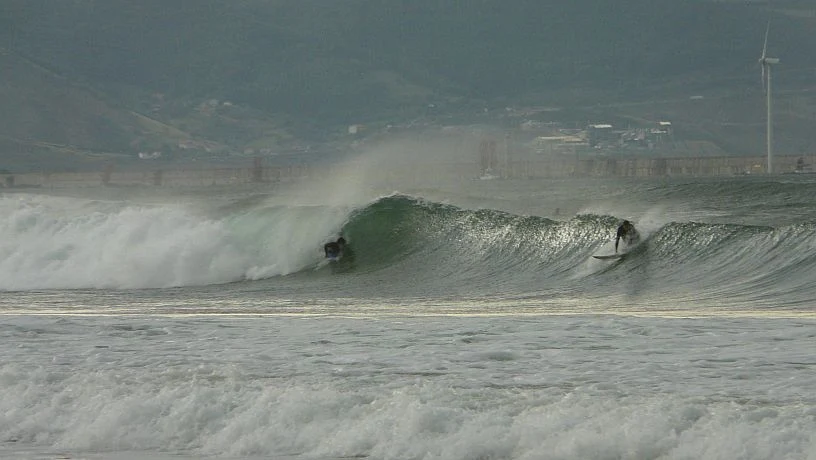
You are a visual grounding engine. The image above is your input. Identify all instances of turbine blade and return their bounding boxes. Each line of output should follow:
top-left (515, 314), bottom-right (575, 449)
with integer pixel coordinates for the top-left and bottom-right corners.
top-left (761, 18), bottom-right (770, 60)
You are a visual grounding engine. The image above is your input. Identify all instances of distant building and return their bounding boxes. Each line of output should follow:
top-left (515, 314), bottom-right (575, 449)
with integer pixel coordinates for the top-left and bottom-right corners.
top-left (479, 139), bottom-right (498, 174)
top-left (534, 135), bottom-right (586, 155)
top-left (649, 121), bottom-right (674, 146)
top-left (656, 121), bottom-right (673, 136)
top-left (348, 124), bottom-right (365, 135)
top-left (587, 124), bottom-right (616, 148)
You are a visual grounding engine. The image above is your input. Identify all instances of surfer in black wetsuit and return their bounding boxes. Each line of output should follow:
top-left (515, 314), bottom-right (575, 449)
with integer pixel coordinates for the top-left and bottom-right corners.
top-left (615, 220), bottom-right (640, 253)
top-left (324, 236), bottom-right (347, 259)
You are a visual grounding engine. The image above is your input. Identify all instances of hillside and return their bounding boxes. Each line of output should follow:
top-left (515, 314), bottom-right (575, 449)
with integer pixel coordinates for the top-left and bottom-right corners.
top-left (0, 50), bottom-right (198, 170)
top-left (1, 0), bottom-right (815, 171)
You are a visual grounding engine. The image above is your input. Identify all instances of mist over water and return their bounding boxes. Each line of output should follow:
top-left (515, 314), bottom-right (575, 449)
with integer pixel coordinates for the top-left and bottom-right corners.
top-left (2, 171), bottom-right (814, 312)
top-left (6, 0), bottom-right (816, 455)
top-left (0, 193), bottom-right (350, 289)
top-left (2, 144), bottom-right (816, 459)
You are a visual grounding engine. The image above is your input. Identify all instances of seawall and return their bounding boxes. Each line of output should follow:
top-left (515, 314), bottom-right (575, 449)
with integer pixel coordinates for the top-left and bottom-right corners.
top-left (1, 154), bottom-right (812, 189)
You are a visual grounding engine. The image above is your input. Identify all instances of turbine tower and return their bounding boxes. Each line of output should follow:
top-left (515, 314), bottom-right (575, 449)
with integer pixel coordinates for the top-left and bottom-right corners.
top-left (759, 19), bottom-right (779, 174)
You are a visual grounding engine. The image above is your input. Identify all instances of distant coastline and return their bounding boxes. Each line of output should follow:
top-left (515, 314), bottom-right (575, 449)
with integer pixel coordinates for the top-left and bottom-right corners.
top-left (2, 154), bottom-right (812, 190)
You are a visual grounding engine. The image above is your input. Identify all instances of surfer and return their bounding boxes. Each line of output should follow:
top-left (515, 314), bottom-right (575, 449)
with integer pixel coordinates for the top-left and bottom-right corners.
top-left (615, 220), bottom-right (640, 253)
top-left (324, 236), bottom-right (347, 259)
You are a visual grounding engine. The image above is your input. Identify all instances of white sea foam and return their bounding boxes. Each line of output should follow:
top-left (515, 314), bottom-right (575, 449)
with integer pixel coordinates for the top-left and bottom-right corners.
top-left (2, 313), bottom-right (815, 459)
top-left (0, 194), bottom-right (351, 290)
top-left (3, 177), bottom-right (816, 460)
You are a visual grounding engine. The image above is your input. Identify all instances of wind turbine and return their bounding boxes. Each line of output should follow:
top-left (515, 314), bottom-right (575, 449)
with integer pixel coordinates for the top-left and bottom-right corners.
top-left (759, 18), bottom-right (779, 174)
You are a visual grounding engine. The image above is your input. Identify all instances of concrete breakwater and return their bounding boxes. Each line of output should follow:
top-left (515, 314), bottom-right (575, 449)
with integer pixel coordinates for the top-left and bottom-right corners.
top-left (1, 154), bottom-right (811, 189)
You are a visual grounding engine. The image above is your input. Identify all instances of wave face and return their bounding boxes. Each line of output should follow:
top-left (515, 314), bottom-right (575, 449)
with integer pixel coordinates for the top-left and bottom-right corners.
top-left (335, 195), bottom-right (816, 307)
top-left (2, 182), bottom-right (815, 309)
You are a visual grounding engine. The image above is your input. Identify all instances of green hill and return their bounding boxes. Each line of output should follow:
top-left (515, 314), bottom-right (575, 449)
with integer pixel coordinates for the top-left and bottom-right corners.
top-left (1, 0), bottom-right (815, 171)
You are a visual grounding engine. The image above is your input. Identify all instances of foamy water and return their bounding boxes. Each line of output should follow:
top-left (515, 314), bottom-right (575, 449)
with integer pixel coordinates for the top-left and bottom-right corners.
top-left (2, 175), bottom-right (816, 459)
top-left (2, 308), bottom-right (815, 460)
top-left (0, 194), bottom-right (351, 290)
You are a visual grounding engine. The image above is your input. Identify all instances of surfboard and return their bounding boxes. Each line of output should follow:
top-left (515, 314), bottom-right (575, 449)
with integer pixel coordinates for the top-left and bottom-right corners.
top-left (593, 253), bottom-right (625, 260)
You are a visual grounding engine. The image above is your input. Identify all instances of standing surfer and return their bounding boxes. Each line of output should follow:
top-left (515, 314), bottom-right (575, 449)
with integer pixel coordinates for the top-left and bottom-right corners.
top-left (615, 220), bottom-right (640, 253)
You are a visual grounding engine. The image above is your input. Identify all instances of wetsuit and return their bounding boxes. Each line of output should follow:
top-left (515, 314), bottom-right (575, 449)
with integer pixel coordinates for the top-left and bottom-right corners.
top-left (324, 242), bottom-right (341, 258)
top-left (615, 221), bottom-right (640, 252)
top-left (324, 237), bottom-right (346, 259)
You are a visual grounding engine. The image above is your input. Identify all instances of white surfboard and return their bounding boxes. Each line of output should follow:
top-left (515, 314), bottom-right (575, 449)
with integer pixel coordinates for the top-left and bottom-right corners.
top-left (592, 253), bottom-right (625, 260)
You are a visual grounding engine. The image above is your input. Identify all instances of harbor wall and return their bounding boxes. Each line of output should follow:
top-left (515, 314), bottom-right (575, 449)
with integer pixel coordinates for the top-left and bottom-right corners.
top-left (1, 154), bottom-right (811, 189)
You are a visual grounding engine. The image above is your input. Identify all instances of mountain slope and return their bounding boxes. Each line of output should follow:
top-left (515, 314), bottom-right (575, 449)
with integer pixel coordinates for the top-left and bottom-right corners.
top-left (1, 0), bottom-right (815, 170)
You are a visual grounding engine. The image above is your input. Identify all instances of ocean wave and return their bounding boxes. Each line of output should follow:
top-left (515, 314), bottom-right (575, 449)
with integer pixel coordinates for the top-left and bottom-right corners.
top-left (1, 192), bottom-right (814, 306)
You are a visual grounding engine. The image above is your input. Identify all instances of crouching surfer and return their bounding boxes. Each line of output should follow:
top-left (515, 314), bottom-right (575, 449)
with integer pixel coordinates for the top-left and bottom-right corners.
top-left (324, 236), bottom-right (347, 260)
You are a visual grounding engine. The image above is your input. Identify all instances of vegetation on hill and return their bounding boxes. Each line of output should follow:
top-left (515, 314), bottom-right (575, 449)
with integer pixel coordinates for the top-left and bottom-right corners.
top-left (1, 0), bottom-right (815, 170)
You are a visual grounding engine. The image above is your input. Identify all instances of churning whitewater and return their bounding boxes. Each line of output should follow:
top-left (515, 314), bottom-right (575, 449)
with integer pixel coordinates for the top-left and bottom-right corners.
top-left (1, 187), bottom-right (814, 311)
top-left (1, 175), bottom-right (815, 460)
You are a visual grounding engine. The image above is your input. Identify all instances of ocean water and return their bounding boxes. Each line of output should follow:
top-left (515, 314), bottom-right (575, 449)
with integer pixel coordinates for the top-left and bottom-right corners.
top-left (1, 173), bottom-right (815, 460)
